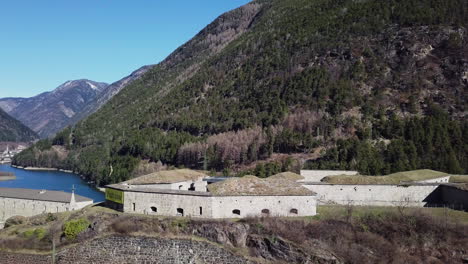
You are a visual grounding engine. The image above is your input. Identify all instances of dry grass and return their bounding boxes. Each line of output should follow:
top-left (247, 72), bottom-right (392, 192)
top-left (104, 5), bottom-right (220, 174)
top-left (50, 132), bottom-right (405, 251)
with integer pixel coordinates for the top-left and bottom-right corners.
top-left (207, 175), bottom-right (314, 196)
top-left (268, 171), bottom-right (304, 181)
top-left (322, 169), bottom-right (448, 184)
top-left (124, 169), bottom-right (207, 184)
top-left (449, 175), bottom-right (468, 183)
top-left (1, 203), bottom-right (467, 263)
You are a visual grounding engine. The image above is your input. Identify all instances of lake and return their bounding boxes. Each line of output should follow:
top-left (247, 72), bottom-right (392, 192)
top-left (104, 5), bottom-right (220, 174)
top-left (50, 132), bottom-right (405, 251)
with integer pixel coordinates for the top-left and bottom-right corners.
top-left (0, 164), bottom-right (104, 202)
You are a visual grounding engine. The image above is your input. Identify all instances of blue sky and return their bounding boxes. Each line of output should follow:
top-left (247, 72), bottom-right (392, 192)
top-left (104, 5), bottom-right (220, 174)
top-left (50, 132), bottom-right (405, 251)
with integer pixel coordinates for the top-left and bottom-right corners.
top-left (0, 0), bottom-right (251, 98)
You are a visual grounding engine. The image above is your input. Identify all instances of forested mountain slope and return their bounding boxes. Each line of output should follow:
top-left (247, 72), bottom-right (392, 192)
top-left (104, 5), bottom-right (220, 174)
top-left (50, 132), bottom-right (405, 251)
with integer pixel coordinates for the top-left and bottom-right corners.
top-left (14, 0), bottom-right (467, 185)
top-left (66, 65), bottom-right (154, 128)
top-left (0, 80), bottom-right (108, 138)
top-left (0, 108), bottom-right (38, 142)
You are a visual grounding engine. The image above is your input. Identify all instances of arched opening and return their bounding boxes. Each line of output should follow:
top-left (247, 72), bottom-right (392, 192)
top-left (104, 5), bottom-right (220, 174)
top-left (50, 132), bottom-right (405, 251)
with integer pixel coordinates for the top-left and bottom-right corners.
top-left (150, 206), bottom-right (157, 212)
top-left (232, 209), bottom-right (241, 215)
top-left (261, 209), bottom-right (270, 215)
top-left (188, 183), bottom-right (195, 191)
top-left (290, 208), bottom-right (298, 214)
top-left (177, 208), bottom-right (184, 216)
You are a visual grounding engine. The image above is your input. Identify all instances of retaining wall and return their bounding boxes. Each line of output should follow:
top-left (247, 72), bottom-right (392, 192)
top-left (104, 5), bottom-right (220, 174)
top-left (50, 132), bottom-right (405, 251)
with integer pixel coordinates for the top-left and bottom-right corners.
top-left (303, 183), bottom-right (439, 206)
top-left (0, 236), bottom-right (252, 264)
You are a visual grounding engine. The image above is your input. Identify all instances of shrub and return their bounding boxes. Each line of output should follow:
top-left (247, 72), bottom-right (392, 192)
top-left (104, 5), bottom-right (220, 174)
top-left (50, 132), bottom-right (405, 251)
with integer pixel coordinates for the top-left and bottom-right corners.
top-left (63, 218), bottom-right (90, 240)
top-left (46, 213), bottom-right (58, 222)
top-left (4, 216), bottom-right (26, 228)
top-left (22, 228), bottom-right (46, 240)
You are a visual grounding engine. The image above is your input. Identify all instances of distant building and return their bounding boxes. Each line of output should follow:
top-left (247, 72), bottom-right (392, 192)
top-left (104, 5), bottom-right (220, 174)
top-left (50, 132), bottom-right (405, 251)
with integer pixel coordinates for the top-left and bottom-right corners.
top-left (0, 188), bottom-right (93, 227)
top-left (105, 169), bottom-right (317, 218)
top-left (0, 145), bottom-right (27, 164)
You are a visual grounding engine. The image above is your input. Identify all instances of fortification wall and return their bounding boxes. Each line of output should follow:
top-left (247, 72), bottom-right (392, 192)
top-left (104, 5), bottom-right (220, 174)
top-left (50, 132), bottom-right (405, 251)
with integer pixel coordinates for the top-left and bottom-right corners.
top-left (0, 197), bottom-right (92, 226)
top-left (122, 190), bottom-right (317, 218)
top-left (211, 195), bottom-right (316, 218)
top-left (123, 191), bottom-right (213, 217)
top-left (415, 176), bottom-right (450, 183)
top-left (300, 170), bottom-right (358, 182)
top-left (0, 236), bottom-right (252, 264)
top-left (57, 236), bottom-right (251, 264)
top-left (303, 184), bottom-right (439, 206)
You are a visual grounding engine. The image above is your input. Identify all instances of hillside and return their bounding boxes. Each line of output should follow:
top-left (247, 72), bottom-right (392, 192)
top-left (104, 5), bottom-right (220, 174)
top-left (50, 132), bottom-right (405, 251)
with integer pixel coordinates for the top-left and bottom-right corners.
top-left (14, 0), bottom-right (468, 185)
top-left (0, 108), bottom-right (38, 142)
top-left (0, 80), bottom-right (108, 138)
top-left (0, 205), bottom-right (467, 263)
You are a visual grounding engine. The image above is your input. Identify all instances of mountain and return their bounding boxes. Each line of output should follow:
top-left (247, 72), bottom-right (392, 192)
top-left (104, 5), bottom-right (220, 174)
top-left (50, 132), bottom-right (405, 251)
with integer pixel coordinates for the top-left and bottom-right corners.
top-left (0, 108), bottom-right (38, 142)
top-left (66, 66), bottom-right (153, 127)
top-left (0, 80), bottom-right (108, 138)
top-left (14, 0), bottom-right (467, 185)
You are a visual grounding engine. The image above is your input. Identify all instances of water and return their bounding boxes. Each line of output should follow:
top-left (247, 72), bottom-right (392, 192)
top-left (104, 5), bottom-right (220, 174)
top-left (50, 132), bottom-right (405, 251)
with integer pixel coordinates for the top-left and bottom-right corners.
top-left (0, 164), bottom-right (104, 202)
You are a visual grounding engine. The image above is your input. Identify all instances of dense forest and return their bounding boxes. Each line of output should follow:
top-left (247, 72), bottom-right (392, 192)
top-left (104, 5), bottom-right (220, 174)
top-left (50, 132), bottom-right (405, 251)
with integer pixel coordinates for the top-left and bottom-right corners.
top-left (14, 0), bottom-right (468, 185)
top-left (0, 108), bottom-right (37, 142)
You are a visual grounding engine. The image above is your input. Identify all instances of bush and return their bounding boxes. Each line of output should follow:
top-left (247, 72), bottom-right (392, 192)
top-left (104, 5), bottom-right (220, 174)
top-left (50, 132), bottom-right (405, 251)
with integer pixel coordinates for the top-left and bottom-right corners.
top-left (46, 213), bottom-right (58, 222)
top-left (4, 216), bottom-right (26, 228)
top-left (63, 218), bottom-right (90, 240)
top-left (22, 228), bottom-right (46, 240)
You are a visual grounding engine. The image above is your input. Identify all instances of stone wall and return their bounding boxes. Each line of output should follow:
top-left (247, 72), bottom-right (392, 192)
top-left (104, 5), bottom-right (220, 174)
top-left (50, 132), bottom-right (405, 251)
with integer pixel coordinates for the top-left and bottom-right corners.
top-left (0, 236), bottom-right (252, 264)
top-left (124, 190), bottom-right (213, 218)
top-left (122, 190), bottom-right (317, 218)
top-left (299, 170), bottom-right (358, 182)
top-left (0, 197), bottom-right (92, 227)
top-left (0, 252), bottom-right (50, 264)
top-left (211, 195), bottom-right (316, 218)
top-left (303, 183), bottom-right (440, 206)
top-left (137, 180), bottom-right (208, 192)
top-left (414, 176), bottom-right (450, 184)
top-left (57, 236), bottom-right (251, 264)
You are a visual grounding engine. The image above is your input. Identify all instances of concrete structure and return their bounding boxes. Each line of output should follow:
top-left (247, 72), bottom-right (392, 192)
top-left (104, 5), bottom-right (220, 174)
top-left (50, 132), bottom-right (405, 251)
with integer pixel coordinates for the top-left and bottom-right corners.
top-left (0, 188), bottom-right (93, 227)
top-left (106, 170), bottom-right (317, 218)
top-left (413, 176), bottom-right (450, 184)
top-left (303, 183), bottom-right (440, 206)
top-left (299, 170), bottom-right (358, 182)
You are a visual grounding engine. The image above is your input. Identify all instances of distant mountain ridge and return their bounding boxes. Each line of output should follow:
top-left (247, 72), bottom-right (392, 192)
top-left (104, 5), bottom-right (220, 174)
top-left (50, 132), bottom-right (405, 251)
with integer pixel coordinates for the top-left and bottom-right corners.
top-left (0, 108), bottom-right (38, 142)
top-left (0, 80), bottom-right (108, 138)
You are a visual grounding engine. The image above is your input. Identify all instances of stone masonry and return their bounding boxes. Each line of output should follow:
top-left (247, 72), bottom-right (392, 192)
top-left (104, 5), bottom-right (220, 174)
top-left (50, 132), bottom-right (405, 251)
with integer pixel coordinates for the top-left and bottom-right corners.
top-left (0, 236), bottom-right (252, 264)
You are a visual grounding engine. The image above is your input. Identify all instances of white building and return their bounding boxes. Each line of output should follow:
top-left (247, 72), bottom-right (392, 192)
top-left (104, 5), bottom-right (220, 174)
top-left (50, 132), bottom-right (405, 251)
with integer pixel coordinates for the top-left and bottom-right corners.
top-left (0, 187), bottom-right (93, 227)
top-left (105, 169), bottom-right (317, 218)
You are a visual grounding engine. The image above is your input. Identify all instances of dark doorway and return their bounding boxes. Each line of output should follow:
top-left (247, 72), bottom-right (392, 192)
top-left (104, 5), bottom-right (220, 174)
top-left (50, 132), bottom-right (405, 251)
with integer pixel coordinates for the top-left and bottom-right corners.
top-left (177, 208), bottom-right (184, 216)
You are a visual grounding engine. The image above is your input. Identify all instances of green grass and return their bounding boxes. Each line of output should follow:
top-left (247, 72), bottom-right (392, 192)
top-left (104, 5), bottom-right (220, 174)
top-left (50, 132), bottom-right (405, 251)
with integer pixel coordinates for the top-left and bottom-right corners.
top-left (322, 169), bottom-right (448, 184)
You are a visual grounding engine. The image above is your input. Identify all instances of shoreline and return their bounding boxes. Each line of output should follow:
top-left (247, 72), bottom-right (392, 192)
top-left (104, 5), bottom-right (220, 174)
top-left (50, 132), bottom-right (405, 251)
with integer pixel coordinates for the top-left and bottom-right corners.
top-left (7, 164), bottom-right (106, 193)
top-left (23, 167), bottom-right (59, 171)
top-left (12, 165), bottom-right (73, 174)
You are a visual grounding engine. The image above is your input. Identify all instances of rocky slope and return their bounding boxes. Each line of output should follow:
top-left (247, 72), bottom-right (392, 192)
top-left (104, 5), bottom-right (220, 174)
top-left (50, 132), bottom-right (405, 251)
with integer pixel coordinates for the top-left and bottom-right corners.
top-left (14, 0), bottom-right (468, 184)
top-left (0, 108), bottom-right (38, 142)
top-left (0, 206), bottom-right (467, 263)
top-left (0, 80), bottom-right (108, 138)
